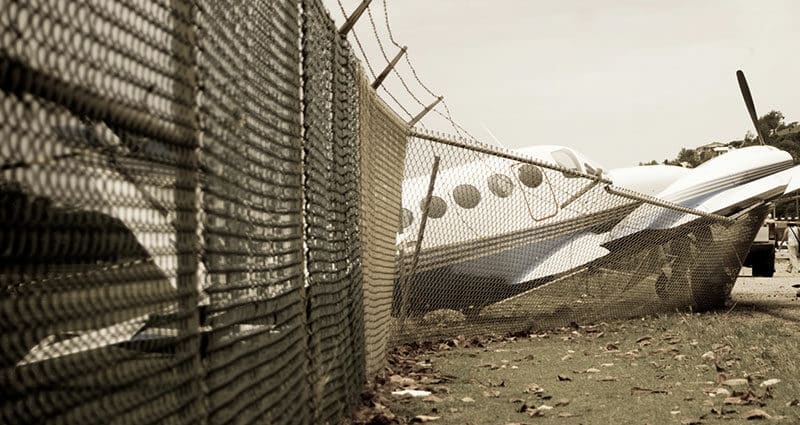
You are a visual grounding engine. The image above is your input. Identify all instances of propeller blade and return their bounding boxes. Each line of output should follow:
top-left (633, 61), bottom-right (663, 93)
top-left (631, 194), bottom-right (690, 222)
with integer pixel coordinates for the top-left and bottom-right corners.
top-left (736, 70), bottom-right (766, 145)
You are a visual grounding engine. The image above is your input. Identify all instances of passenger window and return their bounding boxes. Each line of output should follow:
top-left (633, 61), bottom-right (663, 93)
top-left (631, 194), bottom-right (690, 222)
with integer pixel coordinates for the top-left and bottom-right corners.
top-left (487, 174), bottom-right (514, 198)
top-left (452, 184), bottom-right (481, 209)
top-left (419, 196), bottom-right (447, 219)
top-left (400, 208), bottom-right (413, 229)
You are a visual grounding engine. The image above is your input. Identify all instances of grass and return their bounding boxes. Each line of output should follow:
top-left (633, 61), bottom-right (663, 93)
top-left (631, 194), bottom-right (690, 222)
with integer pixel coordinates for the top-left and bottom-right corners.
top-left (367, 303), bottom-right (800, 425)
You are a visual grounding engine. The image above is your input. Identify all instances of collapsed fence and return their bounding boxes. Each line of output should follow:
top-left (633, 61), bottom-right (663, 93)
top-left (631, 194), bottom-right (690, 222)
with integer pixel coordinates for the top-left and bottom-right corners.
top-left (0, 1), bottom-right (767, 424)
top-left (391, 131), bottom-right (766, 343)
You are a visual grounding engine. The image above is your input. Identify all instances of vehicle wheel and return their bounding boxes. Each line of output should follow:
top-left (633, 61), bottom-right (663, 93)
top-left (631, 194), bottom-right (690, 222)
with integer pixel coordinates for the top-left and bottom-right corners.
top-left (751, 250), bottom-right (775, 277)
top-left (690, 261), bottom-right (732, 311)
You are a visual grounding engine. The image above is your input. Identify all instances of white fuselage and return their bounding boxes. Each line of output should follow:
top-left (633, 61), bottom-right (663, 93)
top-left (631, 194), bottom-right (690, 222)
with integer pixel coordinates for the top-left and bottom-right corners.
top-left (399, 144), bottom-right (800, 284)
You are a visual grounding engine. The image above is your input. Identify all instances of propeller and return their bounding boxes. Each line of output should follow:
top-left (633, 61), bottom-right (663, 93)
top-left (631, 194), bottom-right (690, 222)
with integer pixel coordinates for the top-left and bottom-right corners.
top-left (736, 70), bottom-right (766, 145)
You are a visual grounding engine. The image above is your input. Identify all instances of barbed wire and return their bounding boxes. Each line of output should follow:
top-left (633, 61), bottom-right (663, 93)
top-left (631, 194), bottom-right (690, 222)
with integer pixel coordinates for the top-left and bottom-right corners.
top-left (337, 0), bottom-right (483, 138)
top-left (377, 0), bottom-right (480, 142)
top-left (365, 4), bottom-right (431, 111)
top-left (335, 0), bottom-right (416, 120)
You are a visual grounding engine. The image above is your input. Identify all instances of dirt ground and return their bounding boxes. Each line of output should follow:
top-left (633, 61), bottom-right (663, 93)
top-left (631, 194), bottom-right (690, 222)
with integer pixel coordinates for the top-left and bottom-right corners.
top-left (351, 262), bottom-right (800, 425)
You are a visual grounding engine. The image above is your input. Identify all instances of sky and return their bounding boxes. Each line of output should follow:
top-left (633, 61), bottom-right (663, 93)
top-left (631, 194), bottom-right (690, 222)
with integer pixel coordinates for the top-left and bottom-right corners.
top-left (326, 0), bottom-right (800, 168)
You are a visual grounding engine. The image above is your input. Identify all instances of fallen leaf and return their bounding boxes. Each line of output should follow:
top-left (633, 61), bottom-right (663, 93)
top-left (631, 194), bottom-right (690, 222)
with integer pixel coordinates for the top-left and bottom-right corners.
top-left (701, 351), bottom-right (716, 361)
top-left (411, 415), bottom-right (440, 423)
top-left (741, 409), bottom-right (771, 420)
top-left (524, 384), bottom-right (544, 394)
top-left (422, 395), bottom-right (443, 403)
top-left (364, 413), bottom-right (395, 425)
top-left (392, 390), bottom-right (431, 397)
top-left (433, 386), bottom-right (450, 394)
top-left (714, 388), bottom-right (731, 397)
top-left (721, 378), bottom-right (748, 387)
top-left (526, 404), bottom-right (553, 417)
top-left (389, 375), bottom-right (416, 386)
top-left (631, 386), bottom-right (668, 395)
top-left (724, 396), bottom-right (747, 405)
top-left (527, 408), bottom-right (546, 417)
top-left (461, 397), bottom-right (475, 403)
top-left (760, 378), bottom-right (781, 387)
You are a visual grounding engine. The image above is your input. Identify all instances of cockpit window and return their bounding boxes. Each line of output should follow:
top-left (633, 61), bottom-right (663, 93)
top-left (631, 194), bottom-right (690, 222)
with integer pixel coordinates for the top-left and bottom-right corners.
top-left (517, 164), bottom-right (543, 188)
top-left (552, 149), bottom-right (580, 169)
top-left (419, 195), bottom-right (447, 219)
top-left (400, 208), bottom-right (414, 229)
top-left (487, 174), bottom-right (514, 198)
top-left (552, 149), bottom-right (582, 178)
top-left (452, 184), bottom-right (481, 209)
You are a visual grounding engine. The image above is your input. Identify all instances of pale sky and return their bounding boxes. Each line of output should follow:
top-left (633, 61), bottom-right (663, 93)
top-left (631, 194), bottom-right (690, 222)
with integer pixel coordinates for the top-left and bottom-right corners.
top-left (327, 0), bottom-right (800, 168)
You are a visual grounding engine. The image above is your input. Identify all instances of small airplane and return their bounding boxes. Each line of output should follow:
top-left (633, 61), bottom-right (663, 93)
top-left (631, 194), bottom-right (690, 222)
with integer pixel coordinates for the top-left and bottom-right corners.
top-left (394, 70), bottom-right (800, 317)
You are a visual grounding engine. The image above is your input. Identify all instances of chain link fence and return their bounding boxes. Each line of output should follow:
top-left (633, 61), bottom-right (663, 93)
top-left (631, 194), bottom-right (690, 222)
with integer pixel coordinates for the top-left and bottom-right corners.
top-left (391, 131), bottom-right (766, 343)
top-left (0, 0), bottom-right (380, 423)
top-left (0, 0), bottom-right (768, 424)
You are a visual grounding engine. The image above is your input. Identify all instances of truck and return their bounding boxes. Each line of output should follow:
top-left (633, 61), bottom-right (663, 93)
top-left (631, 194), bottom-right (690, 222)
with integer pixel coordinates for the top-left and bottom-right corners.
top-left (743, 220), bottom-right (776, 277)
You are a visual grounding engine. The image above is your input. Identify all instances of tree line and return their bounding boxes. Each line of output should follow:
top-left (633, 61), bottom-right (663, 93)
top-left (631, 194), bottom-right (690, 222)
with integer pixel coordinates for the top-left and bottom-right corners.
top-left (639, 110), bottom-right (800, 168)
top-left (639, 111), bottom-right (800, 217)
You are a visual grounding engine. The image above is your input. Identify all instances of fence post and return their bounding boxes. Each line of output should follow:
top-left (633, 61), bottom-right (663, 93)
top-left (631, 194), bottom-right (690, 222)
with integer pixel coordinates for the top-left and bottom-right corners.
top-left (372, 46), bottom-right (407, 89)
top-left (398, 156), bottom-right (440, 326)
top-left (408, 96), bottom-right (443, 127)
top-left (339, 0), bottom-right (372, 36)
top-left (170, 0), bottom-right (207, 421)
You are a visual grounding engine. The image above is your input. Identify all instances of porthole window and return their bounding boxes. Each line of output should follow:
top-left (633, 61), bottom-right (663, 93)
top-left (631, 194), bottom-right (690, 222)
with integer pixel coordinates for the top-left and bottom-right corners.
top-left (517, 164), bottom-right (543, 188)
top-left (452, 184), bottom-right (481, 209)
top-left (419, 195), bottom-right (447, 219)
top-left (487, 174), bottom-right (514, 198)
top-left (400, 208), bottom-right (414, 229)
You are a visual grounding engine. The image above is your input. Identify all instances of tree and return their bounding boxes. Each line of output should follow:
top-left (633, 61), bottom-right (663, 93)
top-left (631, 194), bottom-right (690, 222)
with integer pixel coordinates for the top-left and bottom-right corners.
top-left (637, 110), bottom-right (800, 169)
top-left (748, 110), bottom-right (800, 163)
top-left (676, 148), bottom-right (700, 167)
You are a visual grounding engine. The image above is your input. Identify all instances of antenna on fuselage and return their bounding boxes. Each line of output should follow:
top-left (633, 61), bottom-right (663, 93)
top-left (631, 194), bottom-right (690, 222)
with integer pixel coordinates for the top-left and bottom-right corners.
top-left (481, 122), bottom-right (505, 148)
top-left (736, 70), bottom-right (767, 146)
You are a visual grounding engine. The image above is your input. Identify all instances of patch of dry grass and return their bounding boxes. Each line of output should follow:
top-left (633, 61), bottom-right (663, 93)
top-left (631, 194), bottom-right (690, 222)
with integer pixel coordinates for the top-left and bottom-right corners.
top-left (360, 304), bottom-right (800, 424)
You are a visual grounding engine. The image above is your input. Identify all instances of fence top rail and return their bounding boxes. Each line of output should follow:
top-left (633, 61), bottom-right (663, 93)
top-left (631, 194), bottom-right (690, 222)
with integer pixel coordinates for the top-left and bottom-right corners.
top-left (409, 127), bottom-right (734, 224)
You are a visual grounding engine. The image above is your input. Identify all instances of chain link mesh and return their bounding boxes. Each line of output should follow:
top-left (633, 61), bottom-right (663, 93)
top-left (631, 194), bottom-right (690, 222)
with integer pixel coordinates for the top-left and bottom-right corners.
top-left (0, 1), bottom-right (204, 423)
top-left (357, 69), bottom-right (408, 376)
top-left (196, 1), bottom-right (309, 423)
top-left (302, 0), bottom-right (365, 421)
top-left (392, 131), bottom-right (766, 343)
top-left (0, 0), bottom-right (774, 423)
